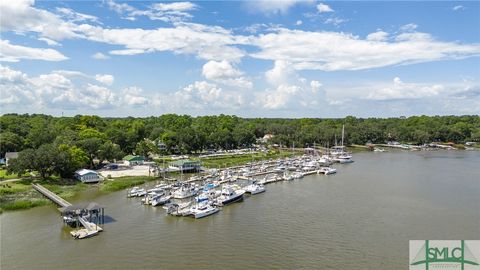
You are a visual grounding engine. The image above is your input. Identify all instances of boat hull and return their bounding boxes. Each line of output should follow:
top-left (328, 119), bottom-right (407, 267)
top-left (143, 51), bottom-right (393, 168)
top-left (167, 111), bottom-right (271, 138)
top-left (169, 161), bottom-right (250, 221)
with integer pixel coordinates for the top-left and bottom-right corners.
top-left (218, 194), bottom-right (243, 206)
top-left (250, 189), bottom-right (266, 195)
top-left (194, 208), bottom-right (220, 219)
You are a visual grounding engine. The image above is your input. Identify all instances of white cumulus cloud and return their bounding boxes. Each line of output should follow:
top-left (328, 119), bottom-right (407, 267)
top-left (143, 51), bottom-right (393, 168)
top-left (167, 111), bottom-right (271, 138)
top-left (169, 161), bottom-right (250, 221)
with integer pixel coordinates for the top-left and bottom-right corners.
top-left (0, 40), bottom-right (68, 62)
top-left (95, 74), bottom-right (114, 85)
top-left (366, 30), bottom-right (389, 42)
top-left (317, 3), bottom-right (334, 13)
top-left (92, 52), bottom-right (110, 60)
top-left (251, 28), bottom-right (480, 71)
top-left (366, 77), bottom-right (443, 100)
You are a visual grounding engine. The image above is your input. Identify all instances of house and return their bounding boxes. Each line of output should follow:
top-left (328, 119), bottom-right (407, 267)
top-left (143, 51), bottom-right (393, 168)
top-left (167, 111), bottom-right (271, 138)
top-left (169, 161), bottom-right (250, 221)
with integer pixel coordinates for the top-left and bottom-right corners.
top-left (169, 159), bottom-right (202, 172)
top-left (5, 152), bottom-right (19, 166)
top-left (74, 169), bottom-right (103, 183)
top-left (123, 155), bottom-right (145, 166)
top-left (257, 133), bottom-right (275, 144)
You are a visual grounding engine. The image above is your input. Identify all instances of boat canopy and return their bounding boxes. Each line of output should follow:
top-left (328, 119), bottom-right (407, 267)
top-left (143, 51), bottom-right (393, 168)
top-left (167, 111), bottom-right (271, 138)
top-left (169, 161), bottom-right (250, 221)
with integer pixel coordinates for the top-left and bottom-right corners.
top-left (60, 202), bottom-right (104, 214)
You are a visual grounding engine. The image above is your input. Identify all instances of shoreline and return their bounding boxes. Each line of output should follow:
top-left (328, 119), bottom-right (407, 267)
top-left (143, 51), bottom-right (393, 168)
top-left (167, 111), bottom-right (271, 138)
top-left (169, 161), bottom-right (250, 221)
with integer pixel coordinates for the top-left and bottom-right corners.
top-left (0, 176), bottom-right (158, 213)
top-left (1, 147), bottom-right (476, 213)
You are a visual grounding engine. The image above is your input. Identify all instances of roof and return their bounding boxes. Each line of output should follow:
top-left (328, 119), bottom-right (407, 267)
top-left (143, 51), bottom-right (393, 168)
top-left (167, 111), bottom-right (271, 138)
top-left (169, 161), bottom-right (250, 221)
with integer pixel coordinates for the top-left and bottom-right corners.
top-left (5, 152), bottom-right (19, 159)
top-left (75, 169), bottom-right (99, 176)
top-left (169, 159), bottom-right (201, 166)
top-left (60, 202), bottom-right (104, 214)
top-left (123, 155), bottom-right (145, 161)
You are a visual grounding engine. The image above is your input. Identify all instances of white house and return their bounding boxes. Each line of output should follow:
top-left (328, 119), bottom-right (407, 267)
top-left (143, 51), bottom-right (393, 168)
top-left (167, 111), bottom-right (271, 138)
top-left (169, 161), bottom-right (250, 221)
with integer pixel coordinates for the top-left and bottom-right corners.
top-left (5, 152), bottom-right (19, 166)
top-left (74, 169), bottom-right (103, 183)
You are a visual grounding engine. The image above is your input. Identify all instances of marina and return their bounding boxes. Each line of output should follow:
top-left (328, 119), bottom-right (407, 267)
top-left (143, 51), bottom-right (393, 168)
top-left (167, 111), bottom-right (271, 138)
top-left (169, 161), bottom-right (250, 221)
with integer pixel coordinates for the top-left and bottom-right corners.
top-left (2, 150), bottom-right (479, 270)
top-left (124, 151), bottom-right (346, 220)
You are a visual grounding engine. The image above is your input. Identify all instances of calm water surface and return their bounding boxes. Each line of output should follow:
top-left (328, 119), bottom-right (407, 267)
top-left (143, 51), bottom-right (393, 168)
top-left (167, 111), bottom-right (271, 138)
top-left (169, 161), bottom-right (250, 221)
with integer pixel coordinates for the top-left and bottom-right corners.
top-left (2, 151), bottom-right (479, 269)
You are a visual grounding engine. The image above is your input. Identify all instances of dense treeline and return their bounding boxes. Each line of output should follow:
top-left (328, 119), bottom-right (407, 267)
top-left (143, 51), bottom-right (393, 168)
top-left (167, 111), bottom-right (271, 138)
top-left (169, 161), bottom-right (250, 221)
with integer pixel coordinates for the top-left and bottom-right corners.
top-left (1, 114), bottom-right (479, 179)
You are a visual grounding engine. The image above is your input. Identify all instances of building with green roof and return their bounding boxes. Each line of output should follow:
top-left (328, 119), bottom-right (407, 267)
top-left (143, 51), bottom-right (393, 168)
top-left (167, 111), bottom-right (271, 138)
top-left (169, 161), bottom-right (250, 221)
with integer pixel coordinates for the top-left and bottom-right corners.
top-left (123, 155), bottom-right (145, 166)
top-left (168, 159), bottom-right (201, 172)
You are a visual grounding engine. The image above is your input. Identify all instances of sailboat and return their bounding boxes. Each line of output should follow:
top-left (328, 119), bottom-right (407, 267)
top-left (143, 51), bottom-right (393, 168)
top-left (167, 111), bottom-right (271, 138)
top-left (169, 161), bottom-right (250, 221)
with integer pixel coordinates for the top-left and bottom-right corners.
top-left (333, 125), bottom-right (354, 163)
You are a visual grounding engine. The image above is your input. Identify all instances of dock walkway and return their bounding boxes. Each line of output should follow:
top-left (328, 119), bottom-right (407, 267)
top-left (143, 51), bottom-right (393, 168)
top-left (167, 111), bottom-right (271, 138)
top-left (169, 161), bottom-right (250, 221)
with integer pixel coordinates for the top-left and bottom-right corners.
top-left (32, 184), bottom-right (71, 207)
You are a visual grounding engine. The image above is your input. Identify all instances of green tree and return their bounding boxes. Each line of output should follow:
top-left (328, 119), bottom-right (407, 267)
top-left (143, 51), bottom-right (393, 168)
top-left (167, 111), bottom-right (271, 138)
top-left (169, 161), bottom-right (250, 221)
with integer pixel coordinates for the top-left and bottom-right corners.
top-left (98, 141), bottom-right (124, 163)
top-left (78, 138), bottom-right (102, 167)
top-left (135, 140), bottom-right (155, 158)
top-left (0, 132), bottom-right (23, 157)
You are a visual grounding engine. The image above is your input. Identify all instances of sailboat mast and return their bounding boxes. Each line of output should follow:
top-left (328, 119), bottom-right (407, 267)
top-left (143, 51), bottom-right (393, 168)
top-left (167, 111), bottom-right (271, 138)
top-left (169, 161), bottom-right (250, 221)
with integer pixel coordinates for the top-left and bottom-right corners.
top-left (341, 124), bottom-right (345, 148)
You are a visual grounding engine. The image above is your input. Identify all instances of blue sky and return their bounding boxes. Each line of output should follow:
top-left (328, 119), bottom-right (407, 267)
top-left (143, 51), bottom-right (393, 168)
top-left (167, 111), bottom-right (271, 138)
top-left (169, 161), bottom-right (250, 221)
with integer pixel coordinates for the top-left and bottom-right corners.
top-left (1, 0), bottom-right (479, 118)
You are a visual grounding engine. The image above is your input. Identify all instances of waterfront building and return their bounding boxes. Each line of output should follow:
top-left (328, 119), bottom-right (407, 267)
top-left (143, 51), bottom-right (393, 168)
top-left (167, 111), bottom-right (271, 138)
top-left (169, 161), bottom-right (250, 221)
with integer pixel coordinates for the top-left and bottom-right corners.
top-left (74, 169), bottom-right (103, 183)
top-left (169, 159), bottom-right (202, 172)
top-left (123, 155), bottom-right (145, 166)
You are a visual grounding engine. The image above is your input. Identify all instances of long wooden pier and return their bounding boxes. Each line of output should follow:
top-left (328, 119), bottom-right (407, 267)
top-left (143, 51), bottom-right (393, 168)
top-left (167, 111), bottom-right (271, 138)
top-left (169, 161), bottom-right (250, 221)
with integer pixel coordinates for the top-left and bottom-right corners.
top-left (32, 184), bottom-right (71, 207)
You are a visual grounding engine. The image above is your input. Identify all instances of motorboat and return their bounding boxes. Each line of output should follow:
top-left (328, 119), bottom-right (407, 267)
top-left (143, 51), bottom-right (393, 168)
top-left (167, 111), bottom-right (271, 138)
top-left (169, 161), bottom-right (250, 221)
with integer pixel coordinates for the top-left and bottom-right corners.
top-left (151, 195), bottom-right (171, 207)
top-left (216, 187), bottom-right (245, 206)
top-left (172, 184), bottom-right (198, 199)
top-left (164, 201), bottom-right (192, 216)
top-left (292, 172), bottom-right (303, 179)
top-left (127, 187), bottom-right (146, 198)
top-left (71, 229), bottom-right (98, 239)
top-left (190, 202), bottom-right (220, 219)
top-left (273, 165), bottom-right (286, 172)
top-left (244, 183), bottom-right (266, 195)
top-left (334, 155), bottom-right (354, 163)
top-left (319, 167), bottom-right (337, 175)
top-left (287, 165), bottom-right (297, 171)
top-left (147, 186), bottom-right (165, 194)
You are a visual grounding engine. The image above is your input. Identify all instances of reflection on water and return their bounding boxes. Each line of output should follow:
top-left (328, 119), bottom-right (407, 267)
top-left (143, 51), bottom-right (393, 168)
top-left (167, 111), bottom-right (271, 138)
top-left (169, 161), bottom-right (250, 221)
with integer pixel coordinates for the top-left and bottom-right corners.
top-left (1, 151), bottom-right (479, 270)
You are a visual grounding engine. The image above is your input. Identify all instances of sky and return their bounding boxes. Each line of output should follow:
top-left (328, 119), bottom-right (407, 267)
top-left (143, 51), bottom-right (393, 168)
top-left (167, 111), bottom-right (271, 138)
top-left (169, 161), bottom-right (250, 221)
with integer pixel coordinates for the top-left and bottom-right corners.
top-left (1, 0), bottom-right (479, 118)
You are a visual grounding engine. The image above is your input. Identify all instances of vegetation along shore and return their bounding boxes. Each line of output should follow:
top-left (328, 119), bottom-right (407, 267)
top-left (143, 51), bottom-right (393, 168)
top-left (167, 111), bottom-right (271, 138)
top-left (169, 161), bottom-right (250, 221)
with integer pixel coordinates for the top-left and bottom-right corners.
top-left (1, 114), bottom-right (478, 212)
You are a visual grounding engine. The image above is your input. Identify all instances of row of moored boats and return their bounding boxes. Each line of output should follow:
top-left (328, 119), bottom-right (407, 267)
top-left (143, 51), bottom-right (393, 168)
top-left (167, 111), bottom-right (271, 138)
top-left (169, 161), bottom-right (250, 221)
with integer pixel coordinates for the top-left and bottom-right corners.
top-left (127, 152), bottom-right (353, 219)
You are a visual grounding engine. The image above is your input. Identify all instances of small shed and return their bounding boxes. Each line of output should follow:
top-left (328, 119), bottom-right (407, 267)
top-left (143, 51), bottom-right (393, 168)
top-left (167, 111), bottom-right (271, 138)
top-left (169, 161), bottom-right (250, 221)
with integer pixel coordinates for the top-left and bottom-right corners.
top-left (169, 159), bottom-right (201, 172)
top-left (74, 169), bottom-right (103, 183)
top-left (123, 155), bottom-right (145, 166)
top-left (5, 152), bottom-right (19, 166)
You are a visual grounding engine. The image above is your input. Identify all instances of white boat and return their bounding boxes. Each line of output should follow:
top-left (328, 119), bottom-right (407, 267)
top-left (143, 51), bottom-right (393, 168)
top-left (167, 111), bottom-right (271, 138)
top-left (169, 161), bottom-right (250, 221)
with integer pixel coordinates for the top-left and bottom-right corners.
top-left (151, 195), bottom-right (171, 207)
top-left (164, 201), bottom-right (192, 216)
top-left (127, 187), bottom-right (146, 197)
top-left (244, 183), bottom-right (266, 195)
top-left (190, 202), bottom-right (220, 219)
top-left (273, 165), bottom-right (286, 172)
top-left (302, 161), bottom-right (317, 171)
top-left (292, 172), bottom-right (303, 179)
top-left (334, 156), bottom-right (353, 163)
top-left (147, 187), bottom-right (165, 194)
top-left (319, 167), bottom-right (337, 175)
top-left (374, 148), bottom-right (386, 152)
top-left (195, 189), bottom-right (219, 203)
top-left (287, 166), bottom-right (297, 171)
top-left (172, 184), bottom-right (198, 199)
top-left (216, 187), bottom-right (245, 206)
top-left (70, 229), bottom-right (98, 239)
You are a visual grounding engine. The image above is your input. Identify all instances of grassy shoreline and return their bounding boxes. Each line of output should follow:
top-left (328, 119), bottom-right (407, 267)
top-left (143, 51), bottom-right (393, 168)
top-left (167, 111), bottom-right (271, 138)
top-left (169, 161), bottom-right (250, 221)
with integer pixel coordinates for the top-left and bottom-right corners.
top-left (0, 176), bottom-right (158, 213)
top-left (198, 150), bottom-right (300, 169)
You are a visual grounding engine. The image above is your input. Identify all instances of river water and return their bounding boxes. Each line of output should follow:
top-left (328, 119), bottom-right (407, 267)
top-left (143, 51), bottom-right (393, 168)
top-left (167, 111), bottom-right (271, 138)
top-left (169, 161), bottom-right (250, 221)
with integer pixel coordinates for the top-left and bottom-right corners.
top-left (1, 151), bottom-right (479, 270)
